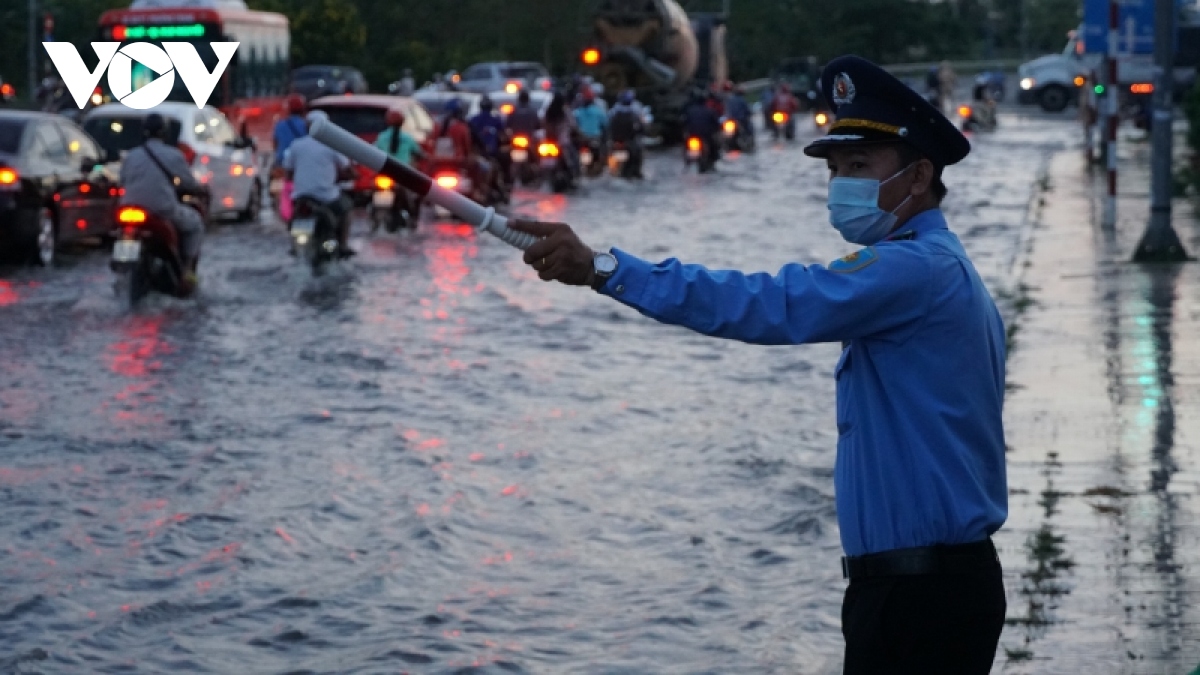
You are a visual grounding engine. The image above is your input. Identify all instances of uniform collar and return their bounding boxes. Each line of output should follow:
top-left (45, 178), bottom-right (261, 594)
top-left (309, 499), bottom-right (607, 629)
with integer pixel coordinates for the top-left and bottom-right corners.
top-left (886, 208), bottom-right (947, 242)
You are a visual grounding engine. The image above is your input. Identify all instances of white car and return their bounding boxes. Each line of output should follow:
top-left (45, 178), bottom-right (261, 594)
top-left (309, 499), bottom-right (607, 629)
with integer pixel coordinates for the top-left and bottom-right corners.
top-left (82, 102), bottom-right (261, 222)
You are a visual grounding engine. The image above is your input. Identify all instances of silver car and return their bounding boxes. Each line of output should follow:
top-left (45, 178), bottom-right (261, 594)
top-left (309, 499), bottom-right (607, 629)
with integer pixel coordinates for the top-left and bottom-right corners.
top-left (456, 62), bottom-right (552, 95)
top-left (83, 102), bottom-right (261, 223)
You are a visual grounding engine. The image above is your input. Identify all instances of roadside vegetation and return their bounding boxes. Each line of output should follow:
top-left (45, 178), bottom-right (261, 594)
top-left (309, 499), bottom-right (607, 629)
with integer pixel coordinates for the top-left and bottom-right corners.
top-left (1184, 83), bottom-right (1200, 198)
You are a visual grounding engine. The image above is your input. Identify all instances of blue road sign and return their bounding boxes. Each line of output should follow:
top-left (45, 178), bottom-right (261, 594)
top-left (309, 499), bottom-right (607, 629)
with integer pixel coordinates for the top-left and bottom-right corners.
top-left (1082, 0), bottom-right (1183, 55)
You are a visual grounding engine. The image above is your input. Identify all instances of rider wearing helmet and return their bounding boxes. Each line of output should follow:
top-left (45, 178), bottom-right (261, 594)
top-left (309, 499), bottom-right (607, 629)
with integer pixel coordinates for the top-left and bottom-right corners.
top-left (433, 98), bottom-right (473, 160)
top-left (470, 96), bottom-right (505, 157)
top-left (120, 113), bottom-right (206, 287)
top-left (432, 98), bottom-right (494, 203)
top-left (273, 93), bottom-right (308, 167)
top-left (374, 107), bottom-right (425, 223)
top-left (375, 107), bottom-right (424, 167)
top-left (283, 112), bottom-right (356, 257)
top-left (469, 95), bottom-right (509, 197)
top-left (505, 90), bottom-right (541, 137)
top-left (572, 86), bottom-right (607, 142)
top-left (772, 83), bottom-right (800, 116)
top-left (607, 89), bottom-right (646, 179)
top-left (725, 83), bottom-right (752, 129)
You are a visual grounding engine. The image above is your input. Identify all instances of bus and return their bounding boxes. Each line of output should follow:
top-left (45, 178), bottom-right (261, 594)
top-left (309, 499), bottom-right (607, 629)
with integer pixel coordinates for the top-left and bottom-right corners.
top-left (97, 0), bottom-right (290, 150)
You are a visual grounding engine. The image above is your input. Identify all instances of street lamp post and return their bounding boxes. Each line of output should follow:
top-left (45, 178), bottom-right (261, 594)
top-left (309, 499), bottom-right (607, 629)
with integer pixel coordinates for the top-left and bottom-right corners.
top-left (1132, 0), bottom-right (1189, 262)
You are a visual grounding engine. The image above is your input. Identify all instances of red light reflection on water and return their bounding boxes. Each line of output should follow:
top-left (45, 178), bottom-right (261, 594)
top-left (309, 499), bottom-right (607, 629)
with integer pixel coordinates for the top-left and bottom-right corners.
top-left (528, 194), bottom-right (568, 220)
top-left (102, 316), bottom-right (173, 431)
top-left (0, 280), bottom-right (17, 306)
top-left (107, 316), bottom-right (171, 377)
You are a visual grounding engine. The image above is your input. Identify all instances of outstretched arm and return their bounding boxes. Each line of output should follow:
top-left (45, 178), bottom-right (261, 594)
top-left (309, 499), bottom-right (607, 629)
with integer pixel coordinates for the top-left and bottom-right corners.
top-left (509, 221), bottom-right (933, 346)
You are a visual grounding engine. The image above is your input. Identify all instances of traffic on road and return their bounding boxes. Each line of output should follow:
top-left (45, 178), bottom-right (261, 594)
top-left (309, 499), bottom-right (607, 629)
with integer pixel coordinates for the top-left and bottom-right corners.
top-left (5, 0), bottom-right (1198, 672)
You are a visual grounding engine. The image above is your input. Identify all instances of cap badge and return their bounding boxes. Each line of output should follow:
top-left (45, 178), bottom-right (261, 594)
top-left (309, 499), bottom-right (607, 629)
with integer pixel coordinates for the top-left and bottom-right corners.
top-left (832, 73), bottom-right (856, 105)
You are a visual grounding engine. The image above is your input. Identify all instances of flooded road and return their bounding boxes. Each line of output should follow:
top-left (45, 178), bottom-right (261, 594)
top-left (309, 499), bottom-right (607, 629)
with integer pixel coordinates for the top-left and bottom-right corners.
top-left (1, 114), bottom-right (1065, 673)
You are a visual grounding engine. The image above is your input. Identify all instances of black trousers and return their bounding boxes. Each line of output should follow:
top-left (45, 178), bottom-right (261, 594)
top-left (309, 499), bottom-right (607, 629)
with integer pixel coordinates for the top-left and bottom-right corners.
top-left (842, 565), bottom-right (1005, 674)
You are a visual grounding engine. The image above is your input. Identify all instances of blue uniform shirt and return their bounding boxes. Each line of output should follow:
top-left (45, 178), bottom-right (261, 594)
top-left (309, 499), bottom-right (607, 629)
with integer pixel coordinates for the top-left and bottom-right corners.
top-left (599, 209), bottom-right (1008, 556)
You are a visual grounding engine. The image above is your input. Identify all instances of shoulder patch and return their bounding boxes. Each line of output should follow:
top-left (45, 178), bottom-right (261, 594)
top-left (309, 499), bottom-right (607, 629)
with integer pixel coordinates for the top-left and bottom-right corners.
top-left (829, 247), bottom-right (879, 273)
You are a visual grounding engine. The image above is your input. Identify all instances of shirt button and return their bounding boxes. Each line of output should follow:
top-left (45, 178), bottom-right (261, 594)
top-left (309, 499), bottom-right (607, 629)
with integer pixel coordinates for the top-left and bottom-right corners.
top-left (615, 285), bottom-right (625, 294)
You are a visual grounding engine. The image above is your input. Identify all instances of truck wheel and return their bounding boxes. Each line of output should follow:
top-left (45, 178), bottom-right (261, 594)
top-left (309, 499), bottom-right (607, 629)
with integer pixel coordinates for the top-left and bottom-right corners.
top-left (1038, 85), bottom-right (1069, 113)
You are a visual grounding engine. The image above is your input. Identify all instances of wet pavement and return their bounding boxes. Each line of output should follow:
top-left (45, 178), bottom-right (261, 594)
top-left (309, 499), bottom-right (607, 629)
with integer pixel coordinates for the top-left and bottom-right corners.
top-left (0, 112), bottom-right (1080, 673)
top-left (994, 139), bottom-right (1200, 673)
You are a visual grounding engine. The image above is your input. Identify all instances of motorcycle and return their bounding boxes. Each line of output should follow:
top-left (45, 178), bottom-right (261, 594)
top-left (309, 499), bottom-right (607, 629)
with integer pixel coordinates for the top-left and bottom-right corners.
top-left (608, 140), bottom-right (638, 179)
top-left (957, 103), bottom-right (997, 133)
top-left (509, 132), bottom-right (541, 186)
top-left (110, 205), bottom-right (194, 304)
top-left (684, 135), bottom-right (716, 174)
top-left (578, 136), bottom-right (608, 179)
top-left (538, 140), bottom-right (575, 193)
top-left (290, 197), bottom-right (342, 274)
top-left (720, 117), bottom-right (755, 153)
top-left (770, 111), bottom-right (796, 140)
top-left (368, 174), bottom-right (420, 233)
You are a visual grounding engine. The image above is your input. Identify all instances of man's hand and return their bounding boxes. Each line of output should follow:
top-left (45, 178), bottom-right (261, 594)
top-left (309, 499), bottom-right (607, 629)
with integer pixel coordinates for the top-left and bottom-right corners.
top-left (509, 220), bottom-right (595, 287)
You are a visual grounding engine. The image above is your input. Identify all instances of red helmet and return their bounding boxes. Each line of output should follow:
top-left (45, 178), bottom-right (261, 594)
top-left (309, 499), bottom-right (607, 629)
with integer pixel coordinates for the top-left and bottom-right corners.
top-left (286, 93), bottom-right (307, 115)
top-left (385, 107), bottom-right (406, 126)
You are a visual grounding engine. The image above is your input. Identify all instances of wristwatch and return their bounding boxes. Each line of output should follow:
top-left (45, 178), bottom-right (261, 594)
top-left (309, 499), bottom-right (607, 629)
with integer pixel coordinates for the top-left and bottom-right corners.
top-left (591, 250), bottom-right (618, 291)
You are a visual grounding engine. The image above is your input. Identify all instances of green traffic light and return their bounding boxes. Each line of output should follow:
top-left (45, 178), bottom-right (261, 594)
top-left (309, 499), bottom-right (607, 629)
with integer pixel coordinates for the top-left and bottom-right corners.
top-left (1094, 84), bottom-right (1105, 95)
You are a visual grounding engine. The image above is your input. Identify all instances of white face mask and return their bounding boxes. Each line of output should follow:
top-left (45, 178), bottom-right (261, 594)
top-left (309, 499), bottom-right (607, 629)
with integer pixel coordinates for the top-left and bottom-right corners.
top-left (827, 163), bottom-right (915, 246)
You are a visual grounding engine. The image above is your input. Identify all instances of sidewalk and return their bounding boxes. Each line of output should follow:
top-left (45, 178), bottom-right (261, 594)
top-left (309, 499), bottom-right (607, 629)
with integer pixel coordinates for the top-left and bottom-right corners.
top-left (992, 143), bottom-right (1200, 673)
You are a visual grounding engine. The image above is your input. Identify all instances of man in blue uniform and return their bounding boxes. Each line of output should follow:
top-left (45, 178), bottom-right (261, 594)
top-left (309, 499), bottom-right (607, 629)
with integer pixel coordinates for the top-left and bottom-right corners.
top-left (509, 55), bottom-right (1008, 674)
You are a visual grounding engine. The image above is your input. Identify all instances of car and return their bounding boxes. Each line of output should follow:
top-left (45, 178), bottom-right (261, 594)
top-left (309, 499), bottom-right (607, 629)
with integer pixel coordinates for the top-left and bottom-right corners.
top-left (308, 94), bottom-right (437, 203)
top-left (486, 90), bottom-right (554, 121)
top-left (0, 110), bottom-right (120, 265)
top-left (290, 65), bottom-right (369, 101)
top-left (411, 91), bottom-right (482, 124)
top-left (456, 62), bottom-right (552, 95)
top-left (83, 102), bottom-right (261, 222)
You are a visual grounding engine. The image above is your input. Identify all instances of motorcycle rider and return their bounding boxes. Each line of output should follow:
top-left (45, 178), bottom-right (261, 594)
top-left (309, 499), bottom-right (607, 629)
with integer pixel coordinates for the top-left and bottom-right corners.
top-left (607, 89), bottom-right (646, 179)
top-left (545, 92), bottom-right (581, 185)
top-left (283, 112), bottom-right (355, 257)
top-left (470, 95), bottom-right (510, 198)
top-left (506, 90), bottom-right (542, 138)
top-left (573, 87), bottom-right (608, 169)
top-left (725, 84), bottom-right (752, 130)
top-left (432, 98), bottom-right (494, 204)
top-left (273, 94), bottom-right (308, 168)
top-left (772, 84), bottom-right (800, 117)
top-left (683, 90), bottom-right (721, 168)
top-left (761, 81), bottom-right (777, 135)
top-left (120, 113), bottom-right (205, 288)
top-left (374, 106), bottom-right (426, 223)
top-left (770, 83), bottom-right (800, 138)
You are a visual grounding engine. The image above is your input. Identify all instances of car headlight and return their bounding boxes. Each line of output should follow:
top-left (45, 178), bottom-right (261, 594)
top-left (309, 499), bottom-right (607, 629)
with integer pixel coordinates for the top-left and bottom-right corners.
top-left (1020, 77), bottom-right (1036, 91)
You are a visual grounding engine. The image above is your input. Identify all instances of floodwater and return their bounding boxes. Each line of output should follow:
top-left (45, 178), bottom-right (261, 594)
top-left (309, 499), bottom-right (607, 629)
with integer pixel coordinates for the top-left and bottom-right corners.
top-left (1, 113), bottom-right (1065, 673)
